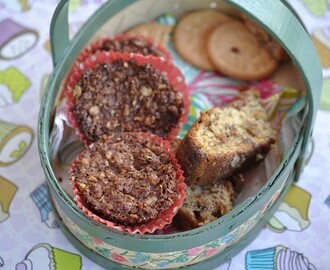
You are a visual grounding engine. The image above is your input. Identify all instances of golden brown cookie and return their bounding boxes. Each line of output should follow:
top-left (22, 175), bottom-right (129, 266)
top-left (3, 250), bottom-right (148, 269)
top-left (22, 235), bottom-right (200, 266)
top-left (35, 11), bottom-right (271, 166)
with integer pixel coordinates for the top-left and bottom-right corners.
top-left (207, 21), bottom-right (279, 80)
top-left (126, 22), bottom-right (172, 47)
top-left (270, 61), bottom-right (306, 91)
top-left (173, 9), bottom-right (233, 70)
top-left (243, 15), bottom-right (288, 61)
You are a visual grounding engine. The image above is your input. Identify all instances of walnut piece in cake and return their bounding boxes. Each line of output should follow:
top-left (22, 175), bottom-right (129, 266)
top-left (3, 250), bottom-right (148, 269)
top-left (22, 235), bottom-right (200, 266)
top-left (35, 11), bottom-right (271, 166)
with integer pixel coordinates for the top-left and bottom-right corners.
top-left (175, 180), bottom-right (234, 230)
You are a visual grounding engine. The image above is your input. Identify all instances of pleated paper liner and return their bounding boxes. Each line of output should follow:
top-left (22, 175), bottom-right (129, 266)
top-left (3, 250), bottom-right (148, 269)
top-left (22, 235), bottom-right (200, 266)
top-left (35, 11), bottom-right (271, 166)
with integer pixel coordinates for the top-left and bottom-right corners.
top-left (75, 33), bottom-right (172, 65)
top-left (69, 132), bottom-right (186, 235)
top-left (60, 33), bottom-right (172, 101)
top-left (65, 51), bottom-right (190, 145)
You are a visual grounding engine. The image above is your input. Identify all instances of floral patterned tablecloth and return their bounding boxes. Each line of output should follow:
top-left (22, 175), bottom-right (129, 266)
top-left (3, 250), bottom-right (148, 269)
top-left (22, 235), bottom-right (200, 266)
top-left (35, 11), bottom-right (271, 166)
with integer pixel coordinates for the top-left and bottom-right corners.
top-left (0, 0), bottom-right (329, 269)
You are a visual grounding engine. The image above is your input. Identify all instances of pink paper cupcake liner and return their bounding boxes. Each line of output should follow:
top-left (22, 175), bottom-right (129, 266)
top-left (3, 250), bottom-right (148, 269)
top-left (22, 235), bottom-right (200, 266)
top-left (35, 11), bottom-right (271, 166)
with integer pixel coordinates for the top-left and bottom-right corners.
top-left (66, 51), bottom-right (189, 145)
top-left (70, 132), bottom-right (186, 235)
top-left (75, 33), bottom-right (172, 66)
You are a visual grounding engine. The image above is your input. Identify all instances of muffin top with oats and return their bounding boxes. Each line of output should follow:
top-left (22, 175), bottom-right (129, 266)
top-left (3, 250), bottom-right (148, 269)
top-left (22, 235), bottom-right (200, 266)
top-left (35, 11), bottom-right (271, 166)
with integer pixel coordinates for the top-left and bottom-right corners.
top-left (70, 133), bottom-right (181, 226)
top-left (67, 52), bottom-right (187, 145)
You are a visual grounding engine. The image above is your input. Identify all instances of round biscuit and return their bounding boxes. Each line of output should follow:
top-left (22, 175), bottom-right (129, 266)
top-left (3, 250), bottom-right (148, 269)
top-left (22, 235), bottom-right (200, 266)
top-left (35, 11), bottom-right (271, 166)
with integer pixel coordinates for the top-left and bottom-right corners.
top-left (126, 22), bottom-right (172, 47)
top-left (173, 9), bottom-right (233, 70)
top-left (270, 61), bottom-right (306, 91)
top-left (207, 21), bottom-right (279, 80)
top-left (243, 15), bottom-right (288, 61)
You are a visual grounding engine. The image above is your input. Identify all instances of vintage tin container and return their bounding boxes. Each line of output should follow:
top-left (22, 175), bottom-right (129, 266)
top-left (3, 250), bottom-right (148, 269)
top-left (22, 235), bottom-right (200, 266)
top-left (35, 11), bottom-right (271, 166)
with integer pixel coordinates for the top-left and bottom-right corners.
top-left (38, 0), bottom-right (322, 269)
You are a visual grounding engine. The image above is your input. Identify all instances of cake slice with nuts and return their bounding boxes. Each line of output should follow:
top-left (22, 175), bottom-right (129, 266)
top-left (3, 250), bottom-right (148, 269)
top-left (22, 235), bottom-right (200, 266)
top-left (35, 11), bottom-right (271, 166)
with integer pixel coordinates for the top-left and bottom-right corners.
top-left (176, 89), bottom-right (276, 186)
top-left (174, 180), bottom-right (235, 230)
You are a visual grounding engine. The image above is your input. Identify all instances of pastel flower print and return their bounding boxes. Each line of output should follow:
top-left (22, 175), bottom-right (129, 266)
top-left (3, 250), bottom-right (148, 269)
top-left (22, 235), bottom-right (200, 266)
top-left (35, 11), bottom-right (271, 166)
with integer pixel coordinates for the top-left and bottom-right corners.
top-left (205, 248), bottom-right (217, 257)
top-left (157, 261), bottom-right (170, 267)
top-left (188, 247), bottom-right (202, 256)
top-left (92, 237), bottom-right (103, 245)
top-left (131, 252), bottom-right (148, 264)
top-left (95, 247), bottom-right (110, 258)
top-left (112, 253), bottom-right (127, 262)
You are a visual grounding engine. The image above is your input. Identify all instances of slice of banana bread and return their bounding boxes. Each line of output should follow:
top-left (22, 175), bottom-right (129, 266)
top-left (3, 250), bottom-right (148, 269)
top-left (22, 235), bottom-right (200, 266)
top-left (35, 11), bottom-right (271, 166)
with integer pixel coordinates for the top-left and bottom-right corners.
top-left (176, 89), bottom-right (276, 186)
top-left (174, 180), bottom-right (234, 230)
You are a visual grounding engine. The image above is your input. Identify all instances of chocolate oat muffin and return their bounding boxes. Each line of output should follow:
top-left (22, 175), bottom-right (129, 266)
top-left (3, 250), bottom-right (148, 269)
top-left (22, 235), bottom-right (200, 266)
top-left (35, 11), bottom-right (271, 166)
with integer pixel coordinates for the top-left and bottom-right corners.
top-left (70, 132), bottom-right (186, 233)
top-left (66, 51), bottom-right (188, 144)
top-left (76, 34), bottom-right (171, 64)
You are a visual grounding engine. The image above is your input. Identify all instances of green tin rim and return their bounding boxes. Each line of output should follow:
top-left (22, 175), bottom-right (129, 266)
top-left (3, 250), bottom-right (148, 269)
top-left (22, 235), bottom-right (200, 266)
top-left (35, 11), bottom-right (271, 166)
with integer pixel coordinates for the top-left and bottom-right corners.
top-left (38, 0), bottom-right (322, 253)
top-left (52, 171), bottom-right (294, 269)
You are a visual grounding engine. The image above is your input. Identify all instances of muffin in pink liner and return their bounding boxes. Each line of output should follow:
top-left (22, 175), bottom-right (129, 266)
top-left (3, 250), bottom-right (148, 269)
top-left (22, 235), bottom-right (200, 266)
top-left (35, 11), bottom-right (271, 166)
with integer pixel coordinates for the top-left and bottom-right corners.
top-left (66, 51), bottom-right (189, 145)
top-left (75, 33), bottom-right (172, 66)
top-left (64, 34), bottom-right (172, 103)
top-left (69, 132), bottom-right (186, 234)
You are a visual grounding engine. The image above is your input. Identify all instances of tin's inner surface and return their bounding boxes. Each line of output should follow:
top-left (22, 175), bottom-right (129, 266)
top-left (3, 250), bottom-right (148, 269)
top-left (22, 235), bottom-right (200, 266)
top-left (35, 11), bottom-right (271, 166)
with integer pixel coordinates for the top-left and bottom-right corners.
top-left (48, 0), bottom-right (306, 234)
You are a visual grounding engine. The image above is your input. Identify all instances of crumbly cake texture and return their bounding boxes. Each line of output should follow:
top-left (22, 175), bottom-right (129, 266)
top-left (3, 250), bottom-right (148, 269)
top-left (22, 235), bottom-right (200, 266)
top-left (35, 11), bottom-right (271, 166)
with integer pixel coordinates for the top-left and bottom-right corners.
top-left (169, 137), bottom-right (182, 153)
top-left (175, 180), bottom-right (234, 230)
top-left (67, 51), bottom-right (188, 145)
top-left (176, 90), bottom-right (276, 186)
top-left (70, 133), bottom-right (185, 229)
top-left (76, 34), bottom-right (171, 64)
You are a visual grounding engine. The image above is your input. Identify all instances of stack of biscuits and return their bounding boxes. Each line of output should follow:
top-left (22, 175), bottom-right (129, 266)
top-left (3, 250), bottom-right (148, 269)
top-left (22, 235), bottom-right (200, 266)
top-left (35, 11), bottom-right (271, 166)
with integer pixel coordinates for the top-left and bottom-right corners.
top-left (173, 9), bottom-right (287, 81)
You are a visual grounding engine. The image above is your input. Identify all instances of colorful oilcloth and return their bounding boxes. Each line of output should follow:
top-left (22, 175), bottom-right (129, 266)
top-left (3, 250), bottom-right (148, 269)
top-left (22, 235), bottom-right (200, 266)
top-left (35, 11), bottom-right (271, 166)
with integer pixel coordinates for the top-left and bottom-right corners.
top-left (0, 0), bottom-right (329, 269)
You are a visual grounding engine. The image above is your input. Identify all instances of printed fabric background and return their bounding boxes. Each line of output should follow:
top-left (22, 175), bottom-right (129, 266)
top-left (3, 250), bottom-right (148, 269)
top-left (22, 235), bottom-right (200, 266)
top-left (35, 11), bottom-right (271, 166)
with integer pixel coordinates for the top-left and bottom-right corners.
top-left (0, 0), bottom-right (329, 269)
